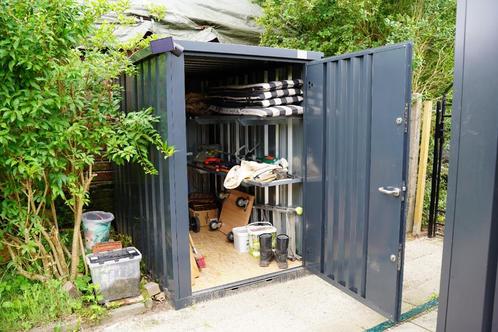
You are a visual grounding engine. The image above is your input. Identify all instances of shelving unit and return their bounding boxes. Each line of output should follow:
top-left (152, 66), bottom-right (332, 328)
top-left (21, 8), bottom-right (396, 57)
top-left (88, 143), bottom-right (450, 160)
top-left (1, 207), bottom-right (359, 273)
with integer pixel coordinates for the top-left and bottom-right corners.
top-left (189, 114), bottom-right (302, 126)
top-left (187, 162), bottom-right (302, 188)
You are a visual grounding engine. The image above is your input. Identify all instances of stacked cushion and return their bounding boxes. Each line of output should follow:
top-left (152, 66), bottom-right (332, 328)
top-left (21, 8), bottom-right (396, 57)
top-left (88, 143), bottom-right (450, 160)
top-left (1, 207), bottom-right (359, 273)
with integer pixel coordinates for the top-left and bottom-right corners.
top-left (208, 79), bottom-right (304, 117)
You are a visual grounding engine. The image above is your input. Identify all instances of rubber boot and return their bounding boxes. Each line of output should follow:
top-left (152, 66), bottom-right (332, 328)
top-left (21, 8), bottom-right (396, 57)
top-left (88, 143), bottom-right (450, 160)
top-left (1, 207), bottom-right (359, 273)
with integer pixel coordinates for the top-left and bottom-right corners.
top-left (259, 233), bottom-right (273, 267)
top-left (275, 234), bottom-right (289, 269)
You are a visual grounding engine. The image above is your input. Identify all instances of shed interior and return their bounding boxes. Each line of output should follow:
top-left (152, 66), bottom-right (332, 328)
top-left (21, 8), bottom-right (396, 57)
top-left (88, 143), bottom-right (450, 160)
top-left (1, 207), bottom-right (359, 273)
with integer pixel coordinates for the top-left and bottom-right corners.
top-left (183, 54), bottom-right (306, 292)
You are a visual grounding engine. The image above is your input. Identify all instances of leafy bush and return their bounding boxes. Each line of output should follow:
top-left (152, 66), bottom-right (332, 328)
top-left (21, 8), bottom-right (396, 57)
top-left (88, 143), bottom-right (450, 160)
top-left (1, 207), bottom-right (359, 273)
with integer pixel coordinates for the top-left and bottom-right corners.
top-left (0, 266), bottom-right (109, 331)
top-left (258, 0), bottom-right (456, 99)
top-left (0, 0), bottom-right (174, 282)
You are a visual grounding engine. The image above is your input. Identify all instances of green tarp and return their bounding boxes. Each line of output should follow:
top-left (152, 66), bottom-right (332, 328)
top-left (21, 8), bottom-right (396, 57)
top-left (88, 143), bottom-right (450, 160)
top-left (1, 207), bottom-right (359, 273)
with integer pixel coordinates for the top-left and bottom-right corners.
top-left (107, 0), bottom-right (263, 45)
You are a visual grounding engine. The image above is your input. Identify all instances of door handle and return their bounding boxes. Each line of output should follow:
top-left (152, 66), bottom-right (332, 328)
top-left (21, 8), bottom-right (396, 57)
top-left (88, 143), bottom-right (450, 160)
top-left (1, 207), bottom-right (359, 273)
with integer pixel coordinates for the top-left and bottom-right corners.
top-left (378, 186), bottom-right (401, 197)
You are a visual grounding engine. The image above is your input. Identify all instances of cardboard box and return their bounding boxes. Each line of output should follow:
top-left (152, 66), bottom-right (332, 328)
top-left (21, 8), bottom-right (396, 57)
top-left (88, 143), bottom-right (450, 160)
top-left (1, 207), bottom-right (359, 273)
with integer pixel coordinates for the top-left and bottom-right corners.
top-left (189, 208), bottom-right (218, 227)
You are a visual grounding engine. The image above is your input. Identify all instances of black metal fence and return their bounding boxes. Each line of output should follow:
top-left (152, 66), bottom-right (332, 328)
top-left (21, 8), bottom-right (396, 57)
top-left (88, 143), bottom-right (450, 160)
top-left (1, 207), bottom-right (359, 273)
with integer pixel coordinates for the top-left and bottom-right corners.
top-left (427, 86), bottom-right (452, 238)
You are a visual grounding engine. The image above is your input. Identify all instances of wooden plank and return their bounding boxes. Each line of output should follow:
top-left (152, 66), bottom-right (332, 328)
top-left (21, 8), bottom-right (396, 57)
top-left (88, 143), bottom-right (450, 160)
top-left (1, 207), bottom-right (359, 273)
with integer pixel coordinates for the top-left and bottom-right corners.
top-left (406, 93), bottom-right (423, 233)
top-left (413, 101), bottom-right (433, 236)
top-left (218, 190), bottom-right (254, 235)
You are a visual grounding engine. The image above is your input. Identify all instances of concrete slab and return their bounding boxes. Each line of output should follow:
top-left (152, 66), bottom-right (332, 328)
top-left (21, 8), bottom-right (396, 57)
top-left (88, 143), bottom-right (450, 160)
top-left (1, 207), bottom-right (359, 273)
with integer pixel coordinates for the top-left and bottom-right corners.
top-left (402, 237), bottom-right (443, 308)
top-left (388, 321), bottom-right (429, 331)
top-left (107, 302), bottom-right (146, 321)
top-left (388, 309), bottom-right (438, 332)
top-left (410, 309), bottom-right (438, 331)
top-left (89, 236), bottom-right (444, 331)
top-left (94, 275), bottom-right (386, 332)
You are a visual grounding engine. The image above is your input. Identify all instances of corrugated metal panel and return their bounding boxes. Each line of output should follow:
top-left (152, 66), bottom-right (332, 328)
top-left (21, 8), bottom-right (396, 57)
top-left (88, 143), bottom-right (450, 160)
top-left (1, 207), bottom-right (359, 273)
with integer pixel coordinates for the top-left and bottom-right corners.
top-left (322, 54), bottom-right (373, 294)
top-left (438, 1), bottom-right (498, 330)
top-left (304, 44), bottom-right (412, 320)
top-left (115, 52), bottom-right (190, 304)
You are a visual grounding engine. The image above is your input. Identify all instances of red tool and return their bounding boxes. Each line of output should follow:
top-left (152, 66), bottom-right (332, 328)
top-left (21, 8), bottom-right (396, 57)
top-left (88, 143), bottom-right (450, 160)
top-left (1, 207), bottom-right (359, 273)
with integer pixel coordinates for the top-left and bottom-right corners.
top-left (204, 157), bottom-right (222, 165)
top-left (189, 234), bottom-right (206, 269)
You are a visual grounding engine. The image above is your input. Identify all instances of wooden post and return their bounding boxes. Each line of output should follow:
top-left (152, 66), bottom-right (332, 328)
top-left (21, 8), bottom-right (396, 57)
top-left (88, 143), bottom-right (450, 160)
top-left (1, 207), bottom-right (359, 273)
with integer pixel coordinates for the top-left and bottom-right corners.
top-left (405, 93), bottom-right (423, 234)
top-left (413, 101), bottom-right (433, 236)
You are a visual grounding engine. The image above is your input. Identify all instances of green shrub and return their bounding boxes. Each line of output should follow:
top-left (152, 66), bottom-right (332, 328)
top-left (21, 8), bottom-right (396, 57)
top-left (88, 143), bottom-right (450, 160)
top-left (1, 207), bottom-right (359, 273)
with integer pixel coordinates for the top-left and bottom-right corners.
top-left (0, 268), bottom-right (75, 331)
top-left (0, 266), bottom-right (109, 331)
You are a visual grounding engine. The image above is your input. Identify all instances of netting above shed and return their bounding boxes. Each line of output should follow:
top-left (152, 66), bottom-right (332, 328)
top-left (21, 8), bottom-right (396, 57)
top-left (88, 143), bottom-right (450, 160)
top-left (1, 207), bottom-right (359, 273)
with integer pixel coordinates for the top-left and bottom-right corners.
top-left (106, 0), bottom-right (263, 45)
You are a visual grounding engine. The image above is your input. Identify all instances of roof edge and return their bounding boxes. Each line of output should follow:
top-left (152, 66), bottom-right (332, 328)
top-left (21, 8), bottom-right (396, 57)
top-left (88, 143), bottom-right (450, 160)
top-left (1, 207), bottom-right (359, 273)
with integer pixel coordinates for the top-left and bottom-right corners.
top-left (130, 37), bottom-right (324, 63)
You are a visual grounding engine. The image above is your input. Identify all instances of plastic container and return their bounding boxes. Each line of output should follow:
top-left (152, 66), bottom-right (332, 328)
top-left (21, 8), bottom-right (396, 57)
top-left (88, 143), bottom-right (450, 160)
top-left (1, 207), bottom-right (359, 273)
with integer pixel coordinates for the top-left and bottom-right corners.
top-left (82, 211), bottom-right (114, 250)
top-left (86, 247), bottom-right (142, 303)
top-left (233, 226), bottom-right (249, 253)
top-left (247, 222), bottom-right (277, 257)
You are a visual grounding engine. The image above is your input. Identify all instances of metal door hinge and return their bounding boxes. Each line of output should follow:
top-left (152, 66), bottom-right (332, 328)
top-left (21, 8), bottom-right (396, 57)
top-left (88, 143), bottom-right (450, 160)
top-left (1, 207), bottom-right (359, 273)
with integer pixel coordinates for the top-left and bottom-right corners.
top-left (397, 244), bottom-right (403, 271)
top-left (403, 103), bottom-right (409, 132)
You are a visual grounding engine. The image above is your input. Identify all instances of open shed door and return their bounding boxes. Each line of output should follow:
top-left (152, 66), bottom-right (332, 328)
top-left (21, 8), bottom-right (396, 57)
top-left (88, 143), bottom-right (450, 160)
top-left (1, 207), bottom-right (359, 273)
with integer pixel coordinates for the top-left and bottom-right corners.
top-left (303, 43), bottom-right (412, 321)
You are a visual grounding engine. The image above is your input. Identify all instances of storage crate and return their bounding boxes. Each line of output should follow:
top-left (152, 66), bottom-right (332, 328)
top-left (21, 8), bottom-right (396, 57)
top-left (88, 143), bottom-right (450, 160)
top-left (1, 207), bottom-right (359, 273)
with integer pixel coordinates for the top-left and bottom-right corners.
top-left (86, 247), bottom-right (142, 303)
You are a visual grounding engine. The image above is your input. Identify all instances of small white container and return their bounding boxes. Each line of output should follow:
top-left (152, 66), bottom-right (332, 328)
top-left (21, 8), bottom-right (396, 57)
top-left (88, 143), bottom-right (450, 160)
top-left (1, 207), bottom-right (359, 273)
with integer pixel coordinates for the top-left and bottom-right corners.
top-left (233, 226), bottom-right (249, 253)
top-left (86, 247), bottom-right (142, 303)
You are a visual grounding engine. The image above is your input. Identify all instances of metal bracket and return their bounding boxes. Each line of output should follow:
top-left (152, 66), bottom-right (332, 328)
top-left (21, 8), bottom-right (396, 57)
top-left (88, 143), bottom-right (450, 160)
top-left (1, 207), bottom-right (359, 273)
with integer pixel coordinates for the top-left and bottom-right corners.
top-left (150, 37), bottom-right (184, 57)
top-left (397, 244), bottom-right (403, 271)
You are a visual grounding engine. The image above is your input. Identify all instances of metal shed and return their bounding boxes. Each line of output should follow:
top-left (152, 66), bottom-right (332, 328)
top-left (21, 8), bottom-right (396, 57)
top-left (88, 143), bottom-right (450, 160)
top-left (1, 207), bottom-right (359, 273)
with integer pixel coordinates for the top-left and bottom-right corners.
top-left (114, 37), bottom-right (412, 321)
top-left (437, 0), bottom-right (498, 330)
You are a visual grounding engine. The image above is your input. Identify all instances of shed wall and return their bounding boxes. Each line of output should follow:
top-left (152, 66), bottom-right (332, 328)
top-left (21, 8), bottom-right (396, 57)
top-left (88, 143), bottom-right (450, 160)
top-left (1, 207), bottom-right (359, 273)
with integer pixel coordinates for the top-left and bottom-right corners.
top-left (115, 52), bottom-right (190, 305)
top-left (437, 0), bottom-right (498, 330)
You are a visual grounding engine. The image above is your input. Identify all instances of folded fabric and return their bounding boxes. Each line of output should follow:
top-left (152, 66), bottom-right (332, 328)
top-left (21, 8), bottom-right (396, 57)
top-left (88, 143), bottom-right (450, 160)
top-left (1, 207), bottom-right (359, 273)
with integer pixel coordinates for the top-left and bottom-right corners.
top-left (212, 95), bottom-right (304, 108)
top-left (186, 92), bottom-right (209, 115)
top-left (209, 88), bottom-right (303, 100)
top-left (208, 104), bottom-right (304, 117)
top-left (224, 159), bottom-right (289, 189)
top-left (209, 79), bottom-right (303, 93)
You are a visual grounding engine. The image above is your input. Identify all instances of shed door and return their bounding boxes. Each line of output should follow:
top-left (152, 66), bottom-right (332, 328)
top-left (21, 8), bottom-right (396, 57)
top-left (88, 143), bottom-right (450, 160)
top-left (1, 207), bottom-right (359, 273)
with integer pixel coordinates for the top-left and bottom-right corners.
top-left (303, 43), bottom-right (412, 321)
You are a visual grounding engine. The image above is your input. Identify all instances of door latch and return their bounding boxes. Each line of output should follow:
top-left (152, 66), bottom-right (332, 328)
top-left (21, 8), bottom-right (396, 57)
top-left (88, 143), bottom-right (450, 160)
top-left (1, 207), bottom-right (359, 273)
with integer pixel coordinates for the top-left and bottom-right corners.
top-left (390, 246), bottom-right (403, 271)
top-left (378, 186), bottom-right (401, 197)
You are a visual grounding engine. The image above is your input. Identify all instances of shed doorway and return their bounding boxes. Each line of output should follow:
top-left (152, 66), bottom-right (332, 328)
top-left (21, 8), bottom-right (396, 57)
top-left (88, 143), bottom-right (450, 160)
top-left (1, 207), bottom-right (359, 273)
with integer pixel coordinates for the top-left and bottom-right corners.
top-left (184, 54), bottom-right (306, 293)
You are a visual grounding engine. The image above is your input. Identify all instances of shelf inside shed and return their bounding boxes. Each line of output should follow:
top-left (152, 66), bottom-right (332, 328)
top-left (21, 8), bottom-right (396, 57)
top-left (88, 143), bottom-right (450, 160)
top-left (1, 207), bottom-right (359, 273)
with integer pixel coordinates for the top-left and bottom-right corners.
top-left (187, 163), bottom-right (302, 187)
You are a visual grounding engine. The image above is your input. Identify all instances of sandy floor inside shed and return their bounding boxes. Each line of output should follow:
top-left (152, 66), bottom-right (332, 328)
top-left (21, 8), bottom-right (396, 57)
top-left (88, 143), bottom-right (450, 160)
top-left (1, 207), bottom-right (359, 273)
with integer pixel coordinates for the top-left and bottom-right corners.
top-left (190, 229), bottom-right (302, 292)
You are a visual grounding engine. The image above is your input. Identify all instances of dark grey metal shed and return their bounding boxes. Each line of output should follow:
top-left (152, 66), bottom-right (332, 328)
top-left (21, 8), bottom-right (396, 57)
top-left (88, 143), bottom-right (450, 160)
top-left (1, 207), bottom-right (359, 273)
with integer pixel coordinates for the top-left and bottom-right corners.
top-left (114, 37), bottom-right (412, 321)
top-left (437, 0), bottom-right (498, 330)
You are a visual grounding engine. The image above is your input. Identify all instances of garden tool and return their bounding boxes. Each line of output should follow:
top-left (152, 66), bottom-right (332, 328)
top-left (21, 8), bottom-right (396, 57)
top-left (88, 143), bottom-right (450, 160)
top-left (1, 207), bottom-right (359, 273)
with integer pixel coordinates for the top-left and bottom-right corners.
top-left (189, 234), bottom-right (206, 269)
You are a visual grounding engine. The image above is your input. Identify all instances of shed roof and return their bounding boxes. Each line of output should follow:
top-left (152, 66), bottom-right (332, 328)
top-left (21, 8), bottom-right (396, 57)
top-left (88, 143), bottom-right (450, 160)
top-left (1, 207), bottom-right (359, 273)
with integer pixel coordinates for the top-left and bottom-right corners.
top-left (131, 37), bottom-right (324, 64)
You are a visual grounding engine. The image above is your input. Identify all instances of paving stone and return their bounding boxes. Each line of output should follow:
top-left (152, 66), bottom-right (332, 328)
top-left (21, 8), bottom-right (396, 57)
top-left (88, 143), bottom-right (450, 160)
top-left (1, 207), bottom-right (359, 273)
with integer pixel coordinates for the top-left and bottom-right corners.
top-left (388, 322), bottom-right (429, 331)
top-left (108, 302), bottom-right (146, 321)
top-left (411, 309), bottom-right (438, 331)
top-left (144, 282), bottom-right (161, 297)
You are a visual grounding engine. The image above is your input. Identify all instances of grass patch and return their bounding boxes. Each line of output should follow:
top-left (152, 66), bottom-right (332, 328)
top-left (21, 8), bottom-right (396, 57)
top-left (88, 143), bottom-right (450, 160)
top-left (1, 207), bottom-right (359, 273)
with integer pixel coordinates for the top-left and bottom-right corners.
top-left (0, 266), bottom-right (106, 331)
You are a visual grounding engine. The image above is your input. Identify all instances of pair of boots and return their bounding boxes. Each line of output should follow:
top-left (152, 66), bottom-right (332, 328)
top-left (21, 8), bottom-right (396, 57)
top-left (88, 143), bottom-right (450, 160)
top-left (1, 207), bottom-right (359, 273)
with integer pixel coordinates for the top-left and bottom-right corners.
top-left (259, 233), bottom-right (289, 269)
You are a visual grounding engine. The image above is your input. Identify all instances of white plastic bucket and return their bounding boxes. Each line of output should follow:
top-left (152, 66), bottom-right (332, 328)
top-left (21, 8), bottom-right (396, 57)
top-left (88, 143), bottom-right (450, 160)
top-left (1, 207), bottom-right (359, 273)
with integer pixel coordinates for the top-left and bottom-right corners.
top-left (233, 226), bottom-right (249, 253)
top-left (82, 211), bottom-right (114, 250)
top-left (247, 222), bottom-right (277, 257)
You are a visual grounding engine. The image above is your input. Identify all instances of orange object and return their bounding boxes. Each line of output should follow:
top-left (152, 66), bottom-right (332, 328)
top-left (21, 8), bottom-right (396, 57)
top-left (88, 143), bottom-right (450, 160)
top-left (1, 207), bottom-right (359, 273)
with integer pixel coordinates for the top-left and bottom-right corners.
top-left (92, 241), bottom-right (122, 253)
